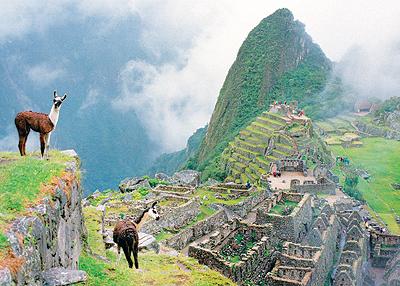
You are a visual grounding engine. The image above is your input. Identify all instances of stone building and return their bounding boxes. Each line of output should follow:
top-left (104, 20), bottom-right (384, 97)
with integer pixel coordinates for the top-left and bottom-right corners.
top-left (333, 211), bottom-right (369, 286)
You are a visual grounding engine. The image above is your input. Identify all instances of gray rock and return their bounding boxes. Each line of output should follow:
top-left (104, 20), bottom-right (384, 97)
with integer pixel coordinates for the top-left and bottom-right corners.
top-left (42, 268), bottom-right (87, 286)
top-left (201, 178), bottom-right (219, 187)
top-left (119, 177), bottom-right (151, 193)
top-left (60, 149), bottom-right (78, 158)
top-left (92, 190), bottom-right (101, 199)
top-left (387, 110), bottom-right (400, 131)
top-left (155, 173), bottom-right (170, 181)
top-left (122, 193), bottom-right (132, 202)
top-left (138, 233), bottom-right (160, 254)
top-left (171, 170), bottom-right (201, 187)
top-left (0, 268), bottom-right (12, 286)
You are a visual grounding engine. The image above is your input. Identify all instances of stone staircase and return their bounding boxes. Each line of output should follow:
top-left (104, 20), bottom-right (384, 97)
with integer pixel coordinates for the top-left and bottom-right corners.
top-left (222, 111), bottom-right (296, 184)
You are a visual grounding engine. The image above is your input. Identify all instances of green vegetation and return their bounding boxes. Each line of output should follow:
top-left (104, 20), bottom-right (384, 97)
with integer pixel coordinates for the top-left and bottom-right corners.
top-left (0, 151), bottom-right (72, 249)
top-left (82, 203), bottom-right (234, 286)
top-left (343, 174), bottom-right (364, 201)
top-left (149, 126), bottom-right (207, 176)
top-left (269, 200), bottom-right (298, 215)
top-left (194, 8), bottom-right (331, 173)
top-left (329, 137), bottom-right (400, 234)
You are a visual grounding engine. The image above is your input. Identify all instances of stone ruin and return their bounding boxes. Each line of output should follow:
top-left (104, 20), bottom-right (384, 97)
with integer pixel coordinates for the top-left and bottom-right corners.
top-left (333, 210), bottom-right (369, 286)
top-left (208, 183), bottom-right (255, 200)
top-left (370, 230), bottom-right (400, 268)
top-left (186, 191), bottom-right (343, 285)
top-left (255, 192), bottom-right (313, 242)
top-left (188, 220), bottom-right (278, 284)
top-left (263, 159), bottom-right (336, 195)
top-left (100, 193), bottom-right (201, 250)
top-left (267, 203), bottom-right (340, 286)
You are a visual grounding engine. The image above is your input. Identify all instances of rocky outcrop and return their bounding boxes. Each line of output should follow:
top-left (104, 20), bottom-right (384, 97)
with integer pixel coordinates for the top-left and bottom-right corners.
top-left (354, 120), bottom-right (400, 140)
top-left (119, 177), bottom-right (151, 193)
top-left (0, 152), bottom-right (86, 286)
top-left (170, 170), bottom-right (201, 187)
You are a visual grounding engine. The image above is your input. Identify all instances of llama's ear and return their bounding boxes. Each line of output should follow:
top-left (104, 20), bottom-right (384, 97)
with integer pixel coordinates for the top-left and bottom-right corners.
top-left (53, 90), bottom-right (57, 98)
top-left (62, 94), bottom-right (67, 101)
top-left (152, 201), bottom-right (158, 207)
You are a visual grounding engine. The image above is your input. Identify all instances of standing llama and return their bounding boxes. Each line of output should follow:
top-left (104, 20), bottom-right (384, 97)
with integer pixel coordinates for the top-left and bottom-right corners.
top-left (15, 90), bottom-right (67, 158)
top-left (113, 201), bottom-right (160, 269)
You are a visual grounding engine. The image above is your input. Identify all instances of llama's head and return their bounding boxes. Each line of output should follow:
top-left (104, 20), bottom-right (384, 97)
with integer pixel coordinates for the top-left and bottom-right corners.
top-left (147, 201), bottom-right (160, 221)
top-left (53, 90), bottom-right (67, 110)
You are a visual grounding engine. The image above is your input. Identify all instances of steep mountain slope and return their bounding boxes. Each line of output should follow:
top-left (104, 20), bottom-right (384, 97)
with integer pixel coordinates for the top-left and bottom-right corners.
top-left (195, 8), bottom-right (331, 170)
top-left (148, 126), bottom-right (207, 175)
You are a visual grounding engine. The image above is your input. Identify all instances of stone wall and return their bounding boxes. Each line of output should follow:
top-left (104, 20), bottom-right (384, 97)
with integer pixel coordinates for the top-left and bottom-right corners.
top-left (370, 231), bottom-right (400, 268)
top-left (188, 222), bottom-right (277, 285)
top-left (141, 197), bottom-right (200, 234)
top-left (256, 193), bottom-right (312, 242)
top-left (292, 180), bottom-right (336, 195)
top-left (153, 185), bottom-right (195, 196)
top-left (224, 189), bottom-right (270, 218)
top-left (1, 158), bottom-right (85, 285)
top-left (164, 209), bottom-right (228, 250)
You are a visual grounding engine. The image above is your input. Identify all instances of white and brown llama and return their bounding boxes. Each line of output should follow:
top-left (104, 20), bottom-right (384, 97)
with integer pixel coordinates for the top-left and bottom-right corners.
top-left (113, 201), bottom-right (160, 269)
top-left (15, 90), bottom-right (67, 159)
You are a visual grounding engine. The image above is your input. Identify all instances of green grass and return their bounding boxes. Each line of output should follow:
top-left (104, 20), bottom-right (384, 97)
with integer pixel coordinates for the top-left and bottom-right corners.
top-left (79, 252), bottom-right (234, 286)
top-left (0, 151), bottom-right (72, 249)
top-left (82, 201), bottom-right (234, 286)
top-left (329, 137), bottom-right (400, 234)
top-left (269, 200), bottom-right (298, 215)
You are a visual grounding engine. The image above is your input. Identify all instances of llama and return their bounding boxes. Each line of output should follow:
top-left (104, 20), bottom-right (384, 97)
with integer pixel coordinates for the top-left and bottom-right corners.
top-left (15, 90), bottom-right (67, 158)
top-left (113, 201), bottom-right (160, 269)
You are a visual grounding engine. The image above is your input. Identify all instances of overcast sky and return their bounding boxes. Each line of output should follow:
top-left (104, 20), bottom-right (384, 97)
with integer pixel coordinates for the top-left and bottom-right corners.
top-left (1, 0), bottom-right (400, 151)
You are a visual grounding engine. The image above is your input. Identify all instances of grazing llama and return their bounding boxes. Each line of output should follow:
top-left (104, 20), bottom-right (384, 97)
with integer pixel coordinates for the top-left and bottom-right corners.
top-left (15, 90), bottom-right (67, 158)
top-left (113, 201), bottom-right (160, 269)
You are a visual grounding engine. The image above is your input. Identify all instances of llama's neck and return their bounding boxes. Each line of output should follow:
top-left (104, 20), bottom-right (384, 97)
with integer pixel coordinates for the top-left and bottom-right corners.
top-left (135, 212), bottom-right (150, 232)
top-left (49, 105), bottom-right (60, 127)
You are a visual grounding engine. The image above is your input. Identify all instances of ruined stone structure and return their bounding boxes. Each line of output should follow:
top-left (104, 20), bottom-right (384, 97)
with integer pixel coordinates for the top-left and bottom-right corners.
top-left (189, 220), bottom-right (278, 284)
top-left (382, 251), bottom-right (400, 286)
top-left (267, 203), bottom-right (340, 286)
top-left (153, 184), bottom-right (195, 196)
top-left (370, 230), bottom-right (400, 268)
top-left (256, 192), bottom-right (312, 242)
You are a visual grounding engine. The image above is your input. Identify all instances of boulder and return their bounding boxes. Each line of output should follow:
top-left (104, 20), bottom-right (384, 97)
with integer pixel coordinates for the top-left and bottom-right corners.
top-left (155, 173), bottom-right (170, 181)
top-left (171, 170), bottom-right (201, 187)
top-left (119, 177), bottom-right (151, 193)
top-left (138, 233), bottom-right (160, 254)
top-left (42, 268), bottom-right (87, 286)
top-left (0, 268), bottom-right (12, 286)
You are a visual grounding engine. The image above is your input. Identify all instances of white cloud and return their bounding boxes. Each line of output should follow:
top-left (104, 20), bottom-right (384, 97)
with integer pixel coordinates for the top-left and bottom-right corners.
top-left (2, 0), bottom-right (400, 152)
top-left (26, 63), bottom-right (66, 86)
top-left (80, 88), bottom-right (101, 111)
top-left (0, 128), bottom-right (39, 152)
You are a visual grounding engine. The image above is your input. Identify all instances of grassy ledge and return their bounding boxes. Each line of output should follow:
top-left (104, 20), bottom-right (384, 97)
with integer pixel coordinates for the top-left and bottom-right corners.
top-left (0, 151), bottom-right (74, 252)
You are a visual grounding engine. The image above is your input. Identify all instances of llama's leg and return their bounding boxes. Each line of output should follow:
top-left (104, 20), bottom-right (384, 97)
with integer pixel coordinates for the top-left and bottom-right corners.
top-left (21, 134), bottom-right (29, 156)
top-left (133, 240), bottom-right (139, 269)
top-left (122, 244), bottom-right (133, 268)
top-left (18, 136), bottom-right (25, 156)
top-left (39, 134), bottom-right (46, 159)
top-left (44, 133), bottom-right (51, 159)
top-left (117, 245), bottom-right (122, 265)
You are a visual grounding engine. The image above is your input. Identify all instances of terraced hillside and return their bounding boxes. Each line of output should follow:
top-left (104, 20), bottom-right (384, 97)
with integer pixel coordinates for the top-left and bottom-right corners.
top-left (221, 111), bottom-right (298, 184)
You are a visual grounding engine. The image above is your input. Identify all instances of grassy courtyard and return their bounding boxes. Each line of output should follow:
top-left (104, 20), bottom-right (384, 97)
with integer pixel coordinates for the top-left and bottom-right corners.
top-left (329, 137), bottom-right (400, 234)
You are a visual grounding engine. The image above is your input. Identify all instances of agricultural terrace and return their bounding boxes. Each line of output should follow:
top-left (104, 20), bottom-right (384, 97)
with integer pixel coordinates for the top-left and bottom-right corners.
top-left (329, 137), bottom-right (400, 234)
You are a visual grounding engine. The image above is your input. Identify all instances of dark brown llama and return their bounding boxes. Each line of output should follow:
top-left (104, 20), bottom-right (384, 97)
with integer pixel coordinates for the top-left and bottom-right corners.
top-left (113, 201), bottom-right (160, 269)
top-left (15, 90), bottom-right (67, 158)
